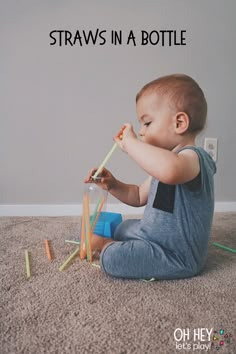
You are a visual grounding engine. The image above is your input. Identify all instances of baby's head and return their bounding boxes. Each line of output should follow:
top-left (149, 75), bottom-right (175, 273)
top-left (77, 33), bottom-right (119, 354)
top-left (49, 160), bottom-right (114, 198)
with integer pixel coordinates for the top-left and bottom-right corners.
top-left (136, 74), bottom-right (207, 135)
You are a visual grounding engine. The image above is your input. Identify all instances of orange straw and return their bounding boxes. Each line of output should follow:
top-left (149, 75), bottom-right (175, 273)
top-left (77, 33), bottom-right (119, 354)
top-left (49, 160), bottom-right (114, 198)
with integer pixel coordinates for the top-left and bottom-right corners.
top-left (44, 240), bottom-right (52, 261)
top-left (80, 196), bottom-right (87, 260)
top-left (84, 193), bottom-right (92, 262)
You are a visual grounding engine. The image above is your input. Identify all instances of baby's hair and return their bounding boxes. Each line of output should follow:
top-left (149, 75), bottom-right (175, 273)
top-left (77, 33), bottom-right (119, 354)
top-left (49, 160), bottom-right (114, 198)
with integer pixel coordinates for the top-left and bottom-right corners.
top-left (136, 74), bottom-right (207, 134)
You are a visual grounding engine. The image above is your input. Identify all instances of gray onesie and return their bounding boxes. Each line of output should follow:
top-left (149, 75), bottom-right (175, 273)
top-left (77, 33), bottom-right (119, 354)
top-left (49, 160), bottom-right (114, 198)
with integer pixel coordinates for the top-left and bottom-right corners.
top-left (100, 147), bottom-right (216, 279)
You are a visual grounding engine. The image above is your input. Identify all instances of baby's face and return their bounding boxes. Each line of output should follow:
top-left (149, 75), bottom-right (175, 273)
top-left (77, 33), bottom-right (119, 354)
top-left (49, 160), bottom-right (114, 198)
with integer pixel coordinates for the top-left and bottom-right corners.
top-left (136, 92), bottom-right (178, 150)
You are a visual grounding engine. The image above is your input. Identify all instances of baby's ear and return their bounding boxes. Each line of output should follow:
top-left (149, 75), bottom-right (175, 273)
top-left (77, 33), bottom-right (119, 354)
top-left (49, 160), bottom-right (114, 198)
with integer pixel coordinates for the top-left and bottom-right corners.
top-left (175, 112), bottom-right (189, 134)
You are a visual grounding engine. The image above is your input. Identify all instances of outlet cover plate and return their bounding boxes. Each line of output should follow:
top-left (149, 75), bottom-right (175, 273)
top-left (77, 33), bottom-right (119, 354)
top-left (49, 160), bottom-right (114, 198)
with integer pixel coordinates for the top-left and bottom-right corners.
top-left (204, 137), bottom-right (218, 162)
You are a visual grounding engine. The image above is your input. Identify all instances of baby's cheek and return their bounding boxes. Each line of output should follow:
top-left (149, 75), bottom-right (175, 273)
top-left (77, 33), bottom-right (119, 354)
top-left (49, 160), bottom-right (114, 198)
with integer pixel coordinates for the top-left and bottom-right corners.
top-left (146, 135), bottom-right (157, 145)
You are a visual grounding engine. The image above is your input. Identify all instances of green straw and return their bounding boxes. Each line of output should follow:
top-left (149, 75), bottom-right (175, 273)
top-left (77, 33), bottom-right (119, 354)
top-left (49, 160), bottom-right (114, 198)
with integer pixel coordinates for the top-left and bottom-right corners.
top-left (90, 198), bottom-right (102, 229)
top-left (141, 278), bottom-right (156, 282)
top-left (25, 250), bottom-right (31, 278)
top-left (65, 240), bottom-right (80, 245)
top-left (212, 242), bottom-right (236, 254)
top-left (59, 247), bottom-right (80, 271)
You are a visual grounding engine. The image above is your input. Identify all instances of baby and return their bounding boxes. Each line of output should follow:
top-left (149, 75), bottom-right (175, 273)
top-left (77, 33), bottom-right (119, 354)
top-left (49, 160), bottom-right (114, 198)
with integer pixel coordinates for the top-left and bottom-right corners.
top-left (85, 74), bottom-right (216, 280)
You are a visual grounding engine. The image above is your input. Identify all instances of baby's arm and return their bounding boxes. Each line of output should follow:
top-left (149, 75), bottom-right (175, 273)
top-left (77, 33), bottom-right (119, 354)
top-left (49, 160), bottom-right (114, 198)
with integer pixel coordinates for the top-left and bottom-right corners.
top-left (89, 175), bottom-right (151, 254)
top-left (85, 168), bottom-right (151, 207)
top-left (115, 124), bottom-right (200, 185)
top-left (109, 175), bottom-right (151, 207)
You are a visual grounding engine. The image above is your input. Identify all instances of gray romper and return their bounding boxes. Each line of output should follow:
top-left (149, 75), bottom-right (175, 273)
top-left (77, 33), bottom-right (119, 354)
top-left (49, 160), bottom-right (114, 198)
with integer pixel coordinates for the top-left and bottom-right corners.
top-left (100, 147), bottom-right (216, 279)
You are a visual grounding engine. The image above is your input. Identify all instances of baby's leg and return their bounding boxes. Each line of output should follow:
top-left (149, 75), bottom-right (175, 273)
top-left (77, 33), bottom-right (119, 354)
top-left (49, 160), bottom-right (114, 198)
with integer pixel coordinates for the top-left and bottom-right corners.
top-left (113, 219), bottom-right (142, 242)
top-left (100, 239), bottom-right (157, 279)
top-left (100, 239), bottom-right (191, 280)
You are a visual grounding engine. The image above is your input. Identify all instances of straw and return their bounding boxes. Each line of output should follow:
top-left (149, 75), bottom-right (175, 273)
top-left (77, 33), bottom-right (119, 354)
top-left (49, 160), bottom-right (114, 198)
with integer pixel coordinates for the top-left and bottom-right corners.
top-left (92, 126), bottom-right (126, 180)
top-left (90, 198), bottom-right (103, 229)
top-left (90, 197), bottom-right (105, 234)
top-left (44, 239), bottom-right (52, 261)
top-left (212, 242), bottom-right (236, 254)
top-left (65, 240), bottom-right (81, 245)
top-left (141, 278), bottom-right (156, 282)
top-left (91, 263), bottom-right (101, 269)
top-left (92, 143), bottom-right (117, 179)
top-left (80, 196), bottom-right (87, 260)
top-left (84, 193), bottom-right (92, 262)
top-left (80, 194), bottom-right (105, 261)
top-left (25, 250), bottom-right (31, 278)
top-left (59, 247), bottom-right (80, 271)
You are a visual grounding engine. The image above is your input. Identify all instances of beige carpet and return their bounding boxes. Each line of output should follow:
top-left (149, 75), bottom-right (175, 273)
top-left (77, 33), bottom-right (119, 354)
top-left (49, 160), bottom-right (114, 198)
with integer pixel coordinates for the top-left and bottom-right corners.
top-left (0, 213), bottom-right (235, 354)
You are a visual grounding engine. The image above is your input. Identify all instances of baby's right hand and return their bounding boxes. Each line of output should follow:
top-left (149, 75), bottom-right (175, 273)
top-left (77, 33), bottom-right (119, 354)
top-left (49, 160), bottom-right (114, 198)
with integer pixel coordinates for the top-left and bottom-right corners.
top-left (84, 167), bottom-right (117, 191)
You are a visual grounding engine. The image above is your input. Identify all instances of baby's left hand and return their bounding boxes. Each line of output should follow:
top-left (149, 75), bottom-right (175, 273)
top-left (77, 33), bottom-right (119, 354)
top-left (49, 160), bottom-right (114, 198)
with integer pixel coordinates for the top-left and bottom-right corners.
top-left (114, 123), bottom-right (137, 152)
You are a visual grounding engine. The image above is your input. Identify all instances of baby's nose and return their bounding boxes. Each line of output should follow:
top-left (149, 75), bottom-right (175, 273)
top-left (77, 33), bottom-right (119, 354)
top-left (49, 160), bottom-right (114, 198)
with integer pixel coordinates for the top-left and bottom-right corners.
top-left (139, 126), bottom-right (145, 137)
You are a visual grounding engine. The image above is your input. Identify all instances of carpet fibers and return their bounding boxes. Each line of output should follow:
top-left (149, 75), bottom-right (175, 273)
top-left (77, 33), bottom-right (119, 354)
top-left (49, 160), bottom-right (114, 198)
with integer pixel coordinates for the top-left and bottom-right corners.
top-left (0, 213), bottom-right (236, 354)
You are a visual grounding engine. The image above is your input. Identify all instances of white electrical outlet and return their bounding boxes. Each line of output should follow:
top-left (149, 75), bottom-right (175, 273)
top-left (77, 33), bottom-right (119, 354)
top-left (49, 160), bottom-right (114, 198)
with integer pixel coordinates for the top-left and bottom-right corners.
top-left (204, 137), bottom-right (218, 162)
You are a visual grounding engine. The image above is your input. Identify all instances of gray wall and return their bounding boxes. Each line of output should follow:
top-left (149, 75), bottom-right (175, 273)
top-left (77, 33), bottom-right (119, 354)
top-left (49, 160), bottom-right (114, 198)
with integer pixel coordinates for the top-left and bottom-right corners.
top-left (1, 0), bottom-right (236, 205)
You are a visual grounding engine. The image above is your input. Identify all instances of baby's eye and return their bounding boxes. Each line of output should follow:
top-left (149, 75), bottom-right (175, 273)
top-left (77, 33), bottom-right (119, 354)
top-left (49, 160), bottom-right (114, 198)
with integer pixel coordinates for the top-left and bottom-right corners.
top-left (144, 122), bottom-right (151, 127)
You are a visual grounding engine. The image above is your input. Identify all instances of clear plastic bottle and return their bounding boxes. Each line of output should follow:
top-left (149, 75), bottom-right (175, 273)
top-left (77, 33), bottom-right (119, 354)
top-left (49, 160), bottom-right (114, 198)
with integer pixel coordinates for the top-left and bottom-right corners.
top-left (84, 183), bottom-right (107, 217)
top-left (80, 183), bottom-right (107, 260)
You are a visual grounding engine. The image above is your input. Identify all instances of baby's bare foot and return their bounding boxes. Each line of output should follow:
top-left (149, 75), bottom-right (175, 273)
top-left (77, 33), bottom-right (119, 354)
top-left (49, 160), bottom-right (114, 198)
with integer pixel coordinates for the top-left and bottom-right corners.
top-left (90, 234), bottom-right (106, 252)
top-left (91, 234), bottom-right (113, 254)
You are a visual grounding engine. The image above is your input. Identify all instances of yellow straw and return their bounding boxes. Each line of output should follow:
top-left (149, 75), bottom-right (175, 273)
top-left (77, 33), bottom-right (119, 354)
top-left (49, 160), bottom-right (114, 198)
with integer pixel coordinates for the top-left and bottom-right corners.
top-left (92, 263), bottom-right (101, 269)
top-left (59, 247), bottom-right (80, 271)
top-left (92, 143), bottom-right (117, 179)
top-left (25, 250), bottom-right (31, 279)
top-left (92, 126), bottom-right (126, 180)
